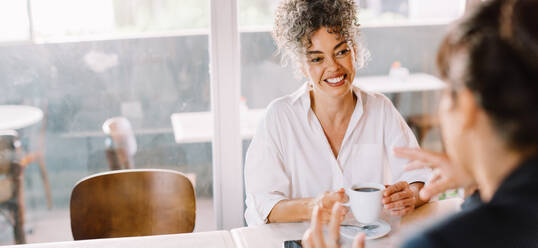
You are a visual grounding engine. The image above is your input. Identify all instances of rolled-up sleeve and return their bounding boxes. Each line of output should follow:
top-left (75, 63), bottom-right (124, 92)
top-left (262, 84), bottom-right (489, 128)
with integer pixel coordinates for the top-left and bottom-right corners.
top-left (382, 98), bottom-right (432, 184)
top-left (244, 106), bottom-right (290, 226)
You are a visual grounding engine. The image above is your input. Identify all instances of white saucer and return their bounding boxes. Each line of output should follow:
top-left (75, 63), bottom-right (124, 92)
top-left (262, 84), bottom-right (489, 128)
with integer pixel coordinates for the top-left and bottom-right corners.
top-left (340, 219), bottom-right (391, 240)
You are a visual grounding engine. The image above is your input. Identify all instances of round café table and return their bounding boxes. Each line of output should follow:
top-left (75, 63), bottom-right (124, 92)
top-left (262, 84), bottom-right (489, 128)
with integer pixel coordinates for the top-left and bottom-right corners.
top-left (0, 105), bottom-right (44, 131)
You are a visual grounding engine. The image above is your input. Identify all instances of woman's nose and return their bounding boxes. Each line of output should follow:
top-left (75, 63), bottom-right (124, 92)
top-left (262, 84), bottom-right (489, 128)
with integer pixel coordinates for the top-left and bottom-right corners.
top-left (324, 56), bottom-right (340, 71)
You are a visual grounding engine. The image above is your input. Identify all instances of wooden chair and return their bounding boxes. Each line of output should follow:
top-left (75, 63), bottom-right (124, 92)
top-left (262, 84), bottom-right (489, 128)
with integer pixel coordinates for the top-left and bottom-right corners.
top-left (69, 169), bottom-right (196, 240)
top-left (101, 117), bottom-right (197, 187)
top-left (0, 131), bottom-right (27, 244)
top-left (407, 114), bottom-right (440, 146)
top-left (102, 117), bottom-right (137, 170)
top-left (20, 105), bottom-right (53, 209)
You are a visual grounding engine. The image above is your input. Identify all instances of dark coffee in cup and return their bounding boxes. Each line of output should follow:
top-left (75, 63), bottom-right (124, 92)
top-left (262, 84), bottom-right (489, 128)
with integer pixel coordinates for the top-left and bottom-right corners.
top-left (353, 187), bottom-right (380, 192)
top-left (346, 183), bottom-right (385, 224)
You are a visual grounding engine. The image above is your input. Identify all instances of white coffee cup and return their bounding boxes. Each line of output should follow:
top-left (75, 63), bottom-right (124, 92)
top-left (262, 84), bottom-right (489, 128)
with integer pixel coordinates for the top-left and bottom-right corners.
top-left (344, 182), bottom-right (385, 224)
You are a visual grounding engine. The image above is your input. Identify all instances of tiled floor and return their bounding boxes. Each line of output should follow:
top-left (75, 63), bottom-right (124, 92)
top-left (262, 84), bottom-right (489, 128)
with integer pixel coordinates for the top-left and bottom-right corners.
top-left (0, 198), bottom-right (215, 246)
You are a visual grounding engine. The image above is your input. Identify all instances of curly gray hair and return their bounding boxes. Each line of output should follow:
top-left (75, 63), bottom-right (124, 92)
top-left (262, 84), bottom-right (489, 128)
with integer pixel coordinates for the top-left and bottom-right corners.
top-left (273, 0), bottom-right (369, 73)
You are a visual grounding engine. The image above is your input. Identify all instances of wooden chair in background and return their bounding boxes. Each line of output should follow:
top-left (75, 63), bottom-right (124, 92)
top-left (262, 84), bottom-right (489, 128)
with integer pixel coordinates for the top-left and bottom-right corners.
top-left (20, 102), bottom-right (53, 209)
top-left (102, 117), bottom-right (137, 170)
top-left (0, 131), bottom-right (27, 244)
top-left (407, 114), bottom-right (440, 146)
top-left (101, 117), bottom-right (196, 187)
top-left (69, 169), bottom-right (196, 240)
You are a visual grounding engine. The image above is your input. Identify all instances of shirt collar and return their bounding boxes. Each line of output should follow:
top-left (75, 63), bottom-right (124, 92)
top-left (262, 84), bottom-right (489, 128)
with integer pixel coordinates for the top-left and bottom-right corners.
top-left (290, 82), bottom-right (365, 117)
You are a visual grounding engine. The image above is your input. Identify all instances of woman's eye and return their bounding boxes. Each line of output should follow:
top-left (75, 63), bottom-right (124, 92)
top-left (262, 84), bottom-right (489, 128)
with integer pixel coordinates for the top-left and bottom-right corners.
top-left (310, 57), bottom-right (322, 63)
top-left (336, 49), bottom-right (350, 57)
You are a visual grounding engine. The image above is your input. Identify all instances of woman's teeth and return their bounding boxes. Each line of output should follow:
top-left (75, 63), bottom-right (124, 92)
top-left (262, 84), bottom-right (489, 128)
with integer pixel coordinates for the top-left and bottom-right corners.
top-left (325, 75), bottom-right (345, 83)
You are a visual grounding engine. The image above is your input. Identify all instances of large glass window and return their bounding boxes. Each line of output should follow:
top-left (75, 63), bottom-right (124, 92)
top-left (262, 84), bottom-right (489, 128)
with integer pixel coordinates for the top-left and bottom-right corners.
top-left (0, 0), bottom-right (214, 245)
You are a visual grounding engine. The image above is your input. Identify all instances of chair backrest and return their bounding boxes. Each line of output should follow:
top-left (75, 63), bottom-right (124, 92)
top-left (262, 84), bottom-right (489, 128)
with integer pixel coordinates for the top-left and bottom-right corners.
top-left (69, 169), bottom-right (196, 240)
top-left (102, 117), bottom-right (137, 170)
top-left (0, 131), bottom-right (17, 175)
top-left (0, 131), bottom-right (21, 203)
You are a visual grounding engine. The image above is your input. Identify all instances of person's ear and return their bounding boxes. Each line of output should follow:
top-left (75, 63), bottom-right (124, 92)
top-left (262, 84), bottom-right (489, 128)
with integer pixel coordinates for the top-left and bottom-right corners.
top-left (458, 88), bottom-right (479, 130)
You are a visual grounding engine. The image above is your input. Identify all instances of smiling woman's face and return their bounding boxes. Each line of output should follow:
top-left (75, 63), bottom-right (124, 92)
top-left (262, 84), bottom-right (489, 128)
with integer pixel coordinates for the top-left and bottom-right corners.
top-left (302, 27), bottom-right (356, 98)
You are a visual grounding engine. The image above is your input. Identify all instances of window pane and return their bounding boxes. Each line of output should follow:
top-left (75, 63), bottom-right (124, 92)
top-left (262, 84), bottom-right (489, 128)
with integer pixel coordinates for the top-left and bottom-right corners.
top-left (31, 0), bottom-right (209, 41)
top-left (0, 1), bottom-right (214, 244)
top-left (237, 0), bottom-right (466, 28)
top-left (0, 0), bottom-right (29, 41)
top-left (360, 0), bottom-right (466, 25)
top-left (238, 0), bottom-right (277, 28)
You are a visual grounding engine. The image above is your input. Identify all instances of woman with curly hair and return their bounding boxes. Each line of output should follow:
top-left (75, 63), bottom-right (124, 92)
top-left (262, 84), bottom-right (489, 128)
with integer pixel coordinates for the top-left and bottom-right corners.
top-left (244, 0), bottom-right (431, 226)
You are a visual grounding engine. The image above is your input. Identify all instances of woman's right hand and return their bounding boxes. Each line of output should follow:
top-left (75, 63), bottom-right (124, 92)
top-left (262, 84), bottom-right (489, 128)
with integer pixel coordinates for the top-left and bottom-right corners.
top-left (394, 147), bottom-right (476, 201)
top-left (309, 188), bottom-right (349, 223)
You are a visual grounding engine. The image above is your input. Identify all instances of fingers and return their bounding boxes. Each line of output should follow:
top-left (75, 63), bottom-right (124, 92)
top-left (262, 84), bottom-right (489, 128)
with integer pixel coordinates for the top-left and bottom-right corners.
top-left (404, 160), bottom-right (431, 171)
top-left (352, 233), bottom-right (366, 248)
top-left (310, 205), bottom-right (325, 247)
top-left (302, 229), bottom-right (314, 248)
top-left (390, 206), bottom-right (414, 216)
top-left (326, 189), bottom-right (349, 205)
top-left (384, 197), bottom-right (415, 210)
top-left (327, 203), bottom-right (346, 248)
top-left (305, 201), bottom-right (348, 248)
top-left (428, 170), bottom-right (442, 185)
top-left (337, 188), bottom-right (350, 203)
top-left (383, 181), bottom-right (408, 197)
top-left (394, 147), bottom-right (445, 168)
top-left (320, 189), bottom-right (349, 209)
top-left (420, 178), bottom-right (453, 201)
top-left (382, 190), bottom-right (413, 204)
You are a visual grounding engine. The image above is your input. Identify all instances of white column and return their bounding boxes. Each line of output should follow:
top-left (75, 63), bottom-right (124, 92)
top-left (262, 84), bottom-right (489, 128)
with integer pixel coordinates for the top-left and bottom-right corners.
top-left (209, 0), bottom-right (244, 229)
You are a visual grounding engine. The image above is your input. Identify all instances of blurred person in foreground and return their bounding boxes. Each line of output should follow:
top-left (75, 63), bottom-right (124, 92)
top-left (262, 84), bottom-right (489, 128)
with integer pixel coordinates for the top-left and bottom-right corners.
top-left (302, 0), bottom-right (538, 247)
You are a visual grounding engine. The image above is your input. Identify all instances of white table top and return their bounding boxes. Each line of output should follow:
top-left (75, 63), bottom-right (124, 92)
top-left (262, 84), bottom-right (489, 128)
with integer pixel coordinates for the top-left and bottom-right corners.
top-left (5, 199), bottom-right (462, 248)
top-left (231, 198), bottom-right (463, 248)
top-left (354, 73), bottom-right (446, 94)
top-left (3, 230), bottom-right (235, 248)
top-left (171, 109), bottom-right (265, 144)
top-left (0, 105), bottom-right (43, 131)
top-left (171, 73), bottom-right (445, 144)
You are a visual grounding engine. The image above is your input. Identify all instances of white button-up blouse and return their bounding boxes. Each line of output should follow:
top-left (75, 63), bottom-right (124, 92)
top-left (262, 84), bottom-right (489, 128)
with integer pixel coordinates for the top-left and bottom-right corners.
top-left (244, 83), bottom-right (431, 226)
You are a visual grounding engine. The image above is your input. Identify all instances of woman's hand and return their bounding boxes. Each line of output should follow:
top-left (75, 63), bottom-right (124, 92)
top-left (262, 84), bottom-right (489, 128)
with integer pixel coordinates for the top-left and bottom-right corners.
top-left (394, 147), bottom-right (476, 201)
top-left (309, 188), bottom-right (349, 223)
top-left (383, 181), bottom-right (417, 216)
top-left (268, 189), bottom-right (348, 223)
top-left (302, 203), bottom-right (366, 248)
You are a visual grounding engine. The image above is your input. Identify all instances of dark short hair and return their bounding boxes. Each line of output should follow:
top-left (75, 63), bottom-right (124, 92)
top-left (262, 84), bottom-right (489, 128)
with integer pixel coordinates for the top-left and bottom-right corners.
top-left (437, 0), bottom-right (538, 151)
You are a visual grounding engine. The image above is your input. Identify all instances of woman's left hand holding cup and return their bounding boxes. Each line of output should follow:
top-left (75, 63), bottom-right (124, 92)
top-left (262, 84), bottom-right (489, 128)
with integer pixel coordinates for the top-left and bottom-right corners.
top-left (310, 188), bottom-right (349, 223)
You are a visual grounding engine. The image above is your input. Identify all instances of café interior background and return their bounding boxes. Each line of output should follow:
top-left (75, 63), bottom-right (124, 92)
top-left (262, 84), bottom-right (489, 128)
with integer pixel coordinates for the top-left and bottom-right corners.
top-left (0, 0), bottom-right (463, 244)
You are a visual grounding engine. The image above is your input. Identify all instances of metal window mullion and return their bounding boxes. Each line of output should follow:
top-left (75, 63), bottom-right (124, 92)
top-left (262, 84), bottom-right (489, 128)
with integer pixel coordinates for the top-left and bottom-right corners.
top-left (209, 0), bottom-right (244, 229)
top-left (27, 0), bottom-right (34, 42)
